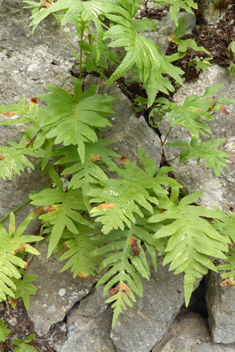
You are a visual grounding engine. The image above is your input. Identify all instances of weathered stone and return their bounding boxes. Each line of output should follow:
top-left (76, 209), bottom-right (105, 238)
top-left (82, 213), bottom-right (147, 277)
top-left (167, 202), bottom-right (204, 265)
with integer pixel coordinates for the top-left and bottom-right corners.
top-left (199, 0), bottom-right (227, 26)
top-left (27, 240), bottom-right (98, 336)
top-left (157, 65), bottom-right (235, 212)
top-left (85, 75), bottom-right (162, 170)
top-left (110, 254), bottom-right (188, 352)
top-left (60, 286), bottom-right (116, 352)
top-left (152, 312), bottom-right (235, 352)
top-left (206, 270), bottom-right (235, 344)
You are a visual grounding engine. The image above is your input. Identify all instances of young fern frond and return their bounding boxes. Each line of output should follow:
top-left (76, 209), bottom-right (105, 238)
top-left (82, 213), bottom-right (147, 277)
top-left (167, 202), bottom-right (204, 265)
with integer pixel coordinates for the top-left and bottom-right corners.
top-left (0, 212), bottom-right (43, 302)
top-left (91, 215), bottom-right (160, 327)
top-left (36, 77), bottom-right (115, 164)
top-left (89, 147), bottom-right (181, 234)
top-left (58, 225), bottom-right (101, 278)
top-left (148, 188), bottom-right (228, 306)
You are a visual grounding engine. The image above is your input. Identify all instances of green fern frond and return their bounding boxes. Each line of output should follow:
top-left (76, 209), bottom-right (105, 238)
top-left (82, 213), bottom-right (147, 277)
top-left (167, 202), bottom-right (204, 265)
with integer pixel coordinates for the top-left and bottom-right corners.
top-left (53, 140), bottom-right (119, 211)
top-left (91, 213), bottom-right (161, 327)
top-left (168, 138), bottom-right (228, 176)
top-left (36, 77), bottom-right (115, 164)
top-left (154, 0), bottom-right (198, 26)
top-left (58, 225), bottom-right (101, 278)
top-left (30, 185), bottom-right (89, 257)
top-left (89, 147), bottom-right (181, 234)
top-left (9, 269), bottom-right (37, 310)
top-left (156, 84), bottom-right (233, 141)
top-left (0, 319), bottom-right (11, 343)
top-left (148, 188), bottom-right (228, 306)
top-left (0, 212), bottom-right (43, 301)
top-left (212, 207), bottom-right (235, 244)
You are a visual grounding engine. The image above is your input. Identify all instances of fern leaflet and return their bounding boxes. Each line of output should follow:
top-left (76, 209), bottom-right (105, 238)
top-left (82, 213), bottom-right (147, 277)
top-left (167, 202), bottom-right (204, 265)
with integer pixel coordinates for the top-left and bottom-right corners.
top-left (148, 188), bottom-right (228, 306)
top-left (0, 212), bottom-right (43, 301)
top-left (89, 147), bottom-right (181, 234)
top-left (36, 77), bottom-right (115, 164)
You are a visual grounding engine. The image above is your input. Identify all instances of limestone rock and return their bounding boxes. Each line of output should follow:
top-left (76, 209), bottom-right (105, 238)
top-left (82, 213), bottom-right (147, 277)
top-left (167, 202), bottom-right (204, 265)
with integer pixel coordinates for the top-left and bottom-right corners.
top-left (152, 312), bottom-right (235, 352)
top-left (110, 254), bottom-right (187, 352)
top-left (206, 271), bottom-right (235, 344)
top-left (157, 65), bottom-right (235, 212)
top-left (60, 286), bottom-right (116, 352)
top-left (26, 241), bottom-right (98, 336)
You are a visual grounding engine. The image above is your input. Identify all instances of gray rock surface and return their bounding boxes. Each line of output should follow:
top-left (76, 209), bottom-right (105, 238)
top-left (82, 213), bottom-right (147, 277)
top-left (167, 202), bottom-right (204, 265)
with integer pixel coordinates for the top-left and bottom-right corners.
top-left (157, 65), bottom-right (235, 212)
top-left (0, 114), bottom-right (50, 233)
top-left (60, 286), bottom-right (116, 352)
top-left (206, 271), bottom-right (235, 344)
top-left (27, 240), bottom-right (98, 336)
top-left (85, 75), bottom-right (162, 170)
top-left (110, 254), bottom-right (189, 352)
top-left (152, 312), bottom-right (235, 352)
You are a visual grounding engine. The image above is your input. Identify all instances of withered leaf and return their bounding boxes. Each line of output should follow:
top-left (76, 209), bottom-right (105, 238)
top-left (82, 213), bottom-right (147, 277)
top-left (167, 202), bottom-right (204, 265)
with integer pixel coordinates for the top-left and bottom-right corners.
top-left (88, 34), bottom-right (94, 45)
top-left (46, 205), bottom-right (57, 213)
top-left (34, 206), bottom-right (45, 215)
top-left (218, 105), bottom-right (229, 115)
top-left (30, 97), bottom-right (38, 104)
top-left (63, 242), bottom-right (69, 250)
top-left (0, 111), bottom-right (15, 117)
top-left (79, 272), bottom-right (91, 280)
top-left (130, 236), bottom-right (140, 256)
top-left (0, 154), bottom-right (5, 161)
top-left (109, 282), bottom-right (131, 296)
top-left (221, 278), bottom-right (234, 288)
top-left (207, 102), bottom-right (217, 112)
top-left (23, 262), bottom-right (29, 270)
top-left (120, 152), bottom-right (128, 164)
top-left (89, 153), bottom-right (102, 161)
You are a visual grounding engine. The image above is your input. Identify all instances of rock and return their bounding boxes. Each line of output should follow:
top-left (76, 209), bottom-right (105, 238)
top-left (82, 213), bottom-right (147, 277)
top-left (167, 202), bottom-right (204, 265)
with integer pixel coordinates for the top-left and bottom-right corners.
top-left (85, 75), bottom-right (162, 170)
top-left (200, 0), bottom-right (227, 26)
top-left (152, 312), bottom-right (235, 352)
top-left (0, 114), bottom-right (51, 233)
top-left (110, 254), bottom-right (189, 352)
top-left (157, 65), bottom-right (235, 212)
top-left (206, 271), bottom-right (235, 344)
top-left (26, 240), bottom-right (98, 336)
top-left (60, 286), bottom-right (116, 352)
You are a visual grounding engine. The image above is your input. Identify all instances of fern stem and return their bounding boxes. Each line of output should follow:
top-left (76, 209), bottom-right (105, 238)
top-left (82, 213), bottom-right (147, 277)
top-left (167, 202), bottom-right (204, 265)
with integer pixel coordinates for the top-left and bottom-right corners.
top-left (79, 20), bottom-right (85, 80)
top-left (161, 126), bottom-right (173, 146)
top-left (95, 76), bottom-right (102, 94)
top-left (0, 183), bottom-right (52, 224)
top-left (54, 16), bottom-right (78, 58)
top-left (165, 153), bottom-right (180, 162)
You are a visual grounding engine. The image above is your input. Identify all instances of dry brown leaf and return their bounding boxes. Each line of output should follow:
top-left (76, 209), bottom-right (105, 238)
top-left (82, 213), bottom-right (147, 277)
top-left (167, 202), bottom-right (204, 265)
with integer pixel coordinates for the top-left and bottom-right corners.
top-left (129, 236), bottom-right (140, 256)
top-left (89, 153), bottom-right (102, 161)
top-left (0, 154), bottom-right (5, 161)
top-left (221, 278), bottom-right (234, 288)
top-left (79, 272), bottom-right (91, 280)
top-left (120, 152), bottom-right (128, 164)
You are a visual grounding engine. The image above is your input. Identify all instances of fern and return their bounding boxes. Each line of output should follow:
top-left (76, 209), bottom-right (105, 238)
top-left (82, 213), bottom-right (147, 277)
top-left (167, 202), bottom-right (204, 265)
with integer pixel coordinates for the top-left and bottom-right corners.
top-left (58, 225), bottom-right (101, 278)
top-left (168, 138), bottom-right (228, 176)
top-left (169, 15), bottom-right (210, 54)
top-left (53, 140), bottom-right (120, 211)
top-left (154, 0), bottom-right (198, 26)
top-left (36, 77), bottom-right (115, 164)
top-left (9, 269), bottom-right (37, 311)
top-left (91, 213), bottom-right (162, 327)
top-left (156, 84), bottom-right (234, 141)
top-left (148, 188), bottom-right (228, 306)
top-left (30, 166), bottom-right (89, 256)
top-left (0, 212), bottom-right (43, 301)
top-left (0, 319), bottom-right (11, 343)
top-left (10, 334), bottom-right (37, 352)
top-left (89, 147), bottom-right (181, 234)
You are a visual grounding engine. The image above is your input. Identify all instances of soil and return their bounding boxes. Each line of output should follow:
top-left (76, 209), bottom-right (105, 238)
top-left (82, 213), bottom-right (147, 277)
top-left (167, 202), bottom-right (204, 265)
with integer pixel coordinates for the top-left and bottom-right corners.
top-left (1, 2), bottom-right (235, 352)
